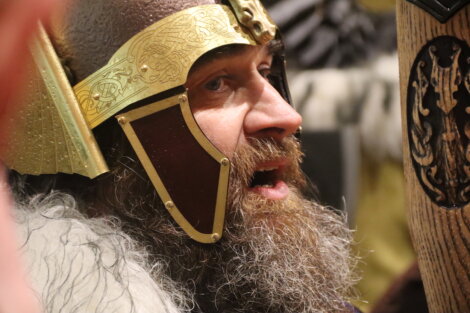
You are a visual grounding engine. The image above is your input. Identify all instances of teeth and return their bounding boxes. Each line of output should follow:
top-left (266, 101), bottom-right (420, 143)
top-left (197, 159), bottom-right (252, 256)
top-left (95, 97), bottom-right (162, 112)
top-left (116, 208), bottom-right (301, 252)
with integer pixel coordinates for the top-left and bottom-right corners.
top-left (257, 166), bottom-right (277, 172)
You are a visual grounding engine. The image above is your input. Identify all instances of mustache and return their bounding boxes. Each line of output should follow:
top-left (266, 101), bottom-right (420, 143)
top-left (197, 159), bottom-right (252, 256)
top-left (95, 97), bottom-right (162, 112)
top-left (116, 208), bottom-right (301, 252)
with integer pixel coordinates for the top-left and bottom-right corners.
top-left (229, 136), bottom-right (305, 189)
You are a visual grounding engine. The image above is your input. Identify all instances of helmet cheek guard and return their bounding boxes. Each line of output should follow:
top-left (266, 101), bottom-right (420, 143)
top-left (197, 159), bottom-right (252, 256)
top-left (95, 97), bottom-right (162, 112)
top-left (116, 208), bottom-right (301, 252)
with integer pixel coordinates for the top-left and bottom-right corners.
top-left (2, 0), bottom-right (293, 243)
top-left (115, 91), bottom-right (230, 243)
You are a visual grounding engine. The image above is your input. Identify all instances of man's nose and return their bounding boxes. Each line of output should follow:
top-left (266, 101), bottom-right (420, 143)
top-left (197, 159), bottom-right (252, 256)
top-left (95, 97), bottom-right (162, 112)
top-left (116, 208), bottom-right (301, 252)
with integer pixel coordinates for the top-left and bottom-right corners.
top-left (244, 78), bottom-right (302, 141)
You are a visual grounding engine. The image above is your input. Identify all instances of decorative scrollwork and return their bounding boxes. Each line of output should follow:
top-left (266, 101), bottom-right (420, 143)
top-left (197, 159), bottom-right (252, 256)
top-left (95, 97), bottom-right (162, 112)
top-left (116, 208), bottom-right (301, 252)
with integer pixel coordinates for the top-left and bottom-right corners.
top-left (73, 5), bottom-right (257, 128)
top-left (407, 36), bottom-right (470, 208)
top-left (462, 58), bottom-right (470, 201)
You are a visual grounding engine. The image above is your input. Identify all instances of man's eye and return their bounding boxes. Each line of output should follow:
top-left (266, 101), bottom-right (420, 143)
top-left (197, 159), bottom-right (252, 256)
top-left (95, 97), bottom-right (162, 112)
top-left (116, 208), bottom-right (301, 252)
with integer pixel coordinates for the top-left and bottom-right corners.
top-left (204, 77), bottom-right (225, 91)
top-left (259, 68), bottom-right (271, 79)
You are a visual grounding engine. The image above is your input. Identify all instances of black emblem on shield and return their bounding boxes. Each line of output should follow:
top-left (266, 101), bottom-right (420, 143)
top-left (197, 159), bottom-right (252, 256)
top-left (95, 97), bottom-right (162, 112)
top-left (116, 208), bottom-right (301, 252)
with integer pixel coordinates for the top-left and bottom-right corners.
top-left (407, 36), bottom-right (470, 208)
top-left (406, 0), bottom-right (470, 23)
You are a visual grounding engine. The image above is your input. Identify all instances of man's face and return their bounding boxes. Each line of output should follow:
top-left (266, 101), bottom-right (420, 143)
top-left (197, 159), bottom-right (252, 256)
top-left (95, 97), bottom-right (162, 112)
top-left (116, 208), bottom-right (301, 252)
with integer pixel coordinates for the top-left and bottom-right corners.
top-left (98, 42), bottom-right (355, 313)
top-left (186, 44), bottom-right (302, 201)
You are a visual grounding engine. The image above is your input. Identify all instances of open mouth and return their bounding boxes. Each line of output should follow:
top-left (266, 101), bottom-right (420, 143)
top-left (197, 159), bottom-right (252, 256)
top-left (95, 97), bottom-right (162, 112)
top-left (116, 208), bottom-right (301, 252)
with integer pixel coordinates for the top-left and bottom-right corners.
top-left (248, 161), bottom-right (290, 200)
top-left (249, 166), bottom-right (279, 188)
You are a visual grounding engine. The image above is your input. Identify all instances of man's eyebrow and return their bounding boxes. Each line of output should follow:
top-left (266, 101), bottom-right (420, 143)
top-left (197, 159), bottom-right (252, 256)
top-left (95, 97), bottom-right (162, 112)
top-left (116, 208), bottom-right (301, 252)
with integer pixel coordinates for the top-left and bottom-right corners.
top-left (189, 44), bottom-right (250, 74)
top-left (189, 40), bottom-right (283, 75)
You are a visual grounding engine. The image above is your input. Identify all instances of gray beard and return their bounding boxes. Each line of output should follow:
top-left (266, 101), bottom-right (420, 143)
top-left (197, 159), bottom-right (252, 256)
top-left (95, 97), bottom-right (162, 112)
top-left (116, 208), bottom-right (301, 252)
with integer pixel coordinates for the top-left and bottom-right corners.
top-left (206, 189), bottom-right (357, 313)
top-left (9, 116), bottom-right (357, 312)
top-left (138, 188), bottom-right (356, 313)
top-left (99, 137), bottom-right (358, 313)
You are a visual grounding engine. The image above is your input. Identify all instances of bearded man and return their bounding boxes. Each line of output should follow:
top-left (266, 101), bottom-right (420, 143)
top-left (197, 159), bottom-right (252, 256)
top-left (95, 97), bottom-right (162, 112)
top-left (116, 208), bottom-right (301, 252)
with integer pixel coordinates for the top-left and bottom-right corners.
top-left (2, 0), bottom-right (358, 312)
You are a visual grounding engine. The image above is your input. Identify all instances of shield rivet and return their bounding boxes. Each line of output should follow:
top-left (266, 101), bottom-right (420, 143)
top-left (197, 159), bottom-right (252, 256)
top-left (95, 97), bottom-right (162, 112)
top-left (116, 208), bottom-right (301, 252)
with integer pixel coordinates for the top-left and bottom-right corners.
top-left (117, 116), bottom-right (127, 125)
top-left (179, 94), bottom-right (188, 103)
top-left (221, 158), bottom-right (229, 166)
top-left (165, 201), bottom-right (175, 210)
top-left (211, 233), bottom-right (221, 242)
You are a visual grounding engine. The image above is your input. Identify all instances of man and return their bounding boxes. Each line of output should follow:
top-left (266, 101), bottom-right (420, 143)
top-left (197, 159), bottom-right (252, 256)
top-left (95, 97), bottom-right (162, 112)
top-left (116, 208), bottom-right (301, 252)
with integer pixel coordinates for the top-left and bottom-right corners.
top-left (2, 0), bottom-right (358, 312)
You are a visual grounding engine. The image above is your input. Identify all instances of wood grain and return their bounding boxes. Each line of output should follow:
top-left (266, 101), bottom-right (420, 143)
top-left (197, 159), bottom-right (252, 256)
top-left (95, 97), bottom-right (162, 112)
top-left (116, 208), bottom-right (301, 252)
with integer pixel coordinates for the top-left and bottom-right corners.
top-left (397, 2), bottom-right (470, 312)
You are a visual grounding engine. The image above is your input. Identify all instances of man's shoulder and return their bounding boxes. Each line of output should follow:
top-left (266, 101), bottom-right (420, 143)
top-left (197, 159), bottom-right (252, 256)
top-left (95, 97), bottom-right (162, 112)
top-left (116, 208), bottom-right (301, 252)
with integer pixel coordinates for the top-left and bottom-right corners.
top-left (15, 199), bottom-right (184, 313)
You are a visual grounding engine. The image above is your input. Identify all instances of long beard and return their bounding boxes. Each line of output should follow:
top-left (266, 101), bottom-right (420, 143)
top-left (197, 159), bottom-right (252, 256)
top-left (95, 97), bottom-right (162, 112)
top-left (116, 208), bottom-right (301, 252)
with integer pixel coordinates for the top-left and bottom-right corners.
top-left (216, 191), bottom-right (356, 313)
top-left (93, 137), bottom-right (357, 313)
top-left (207, 138), bottom-right (357, 313)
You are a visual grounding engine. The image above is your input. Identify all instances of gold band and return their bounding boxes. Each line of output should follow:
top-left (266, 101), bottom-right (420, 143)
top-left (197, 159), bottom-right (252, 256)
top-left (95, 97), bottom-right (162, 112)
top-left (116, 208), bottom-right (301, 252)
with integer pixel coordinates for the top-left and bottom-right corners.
top-left (74, 4), bottom-right (257, 129)
top-left (1, 24), bottom-right (108, 178)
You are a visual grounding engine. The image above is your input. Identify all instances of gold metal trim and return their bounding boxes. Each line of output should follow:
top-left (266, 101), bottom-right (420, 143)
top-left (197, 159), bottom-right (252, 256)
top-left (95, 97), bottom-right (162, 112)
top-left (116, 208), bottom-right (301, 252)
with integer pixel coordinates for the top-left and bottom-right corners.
top-left (116, 91), bottom-right (229, 243)
top-left (74, 4), bottom-right (257, 129)
top-left (227, 0), bottom-right (277, 44)
top-left (2, 24), bottom-right (108, 178)
top-left (33, 25), bottom-right (108, 178)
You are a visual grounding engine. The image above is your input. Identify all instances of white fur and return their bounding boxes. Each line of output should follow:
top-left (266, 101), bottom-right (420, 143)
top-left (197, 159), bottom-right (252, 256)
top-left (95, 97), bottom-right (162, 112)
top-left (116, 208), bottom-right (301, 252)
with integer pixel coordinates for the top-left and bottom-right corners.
top-left (290, 67), bottom-right (370, 130)
top-left (14, 199), bottom-right (185, 313)
top-left (359, 53), bottom-right (402, 161)
top-left (290, 53), bottom-right (402, 161)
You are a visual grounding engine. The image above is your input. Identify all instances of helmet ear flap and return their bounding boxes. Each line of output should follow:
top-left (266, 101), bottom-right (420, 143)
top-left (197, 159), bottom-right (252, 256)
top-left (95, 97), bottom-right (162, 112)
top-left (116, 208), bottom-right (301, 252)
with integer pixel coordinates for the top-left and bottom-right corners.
top-left (0, 24), bottom-right (108, 178)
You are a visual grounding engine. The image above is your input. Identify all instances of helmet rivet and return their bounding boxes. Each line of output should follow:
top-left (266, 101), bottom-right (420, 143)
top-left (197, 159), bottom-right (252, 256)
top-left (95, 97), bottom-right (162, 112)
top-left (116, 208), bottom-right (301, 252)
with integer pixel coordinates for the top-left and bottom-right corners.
top-left (211, 233), bottom-right (221, 242)
top-left (92, 93), bottom-right (100, 100)
top-left (179, 94), bottom-right (188, 103)
top-left (117, 116), bottom-right (127, 125)
top-left (233, 24), bottom-right (241, 31)
top-left (165, 201), bottom-right (175, 210)
top-left (141, 64), bottom-right (149, 72)
top-left (221, 158), bottom-right (229, 166)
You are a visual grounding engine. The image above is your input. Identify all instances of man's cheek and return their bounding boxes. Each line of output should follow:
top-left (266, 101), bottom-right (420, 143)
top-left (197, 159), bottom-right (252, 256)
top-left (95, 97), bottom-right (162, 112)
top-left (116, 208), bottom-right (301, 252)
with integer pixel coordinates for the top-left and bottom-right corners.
top-left (192, 114), bottom-right (234, 157)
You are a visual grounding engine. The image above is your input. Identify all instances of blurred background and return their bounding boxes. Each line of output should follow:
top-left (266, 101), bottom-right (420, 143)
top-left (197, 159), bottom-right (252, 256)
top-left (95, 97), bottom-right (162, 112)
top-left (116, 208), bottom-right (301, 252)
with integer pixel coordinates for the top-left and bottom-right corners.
top-left (261, 0), bottom-right (425, 312)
